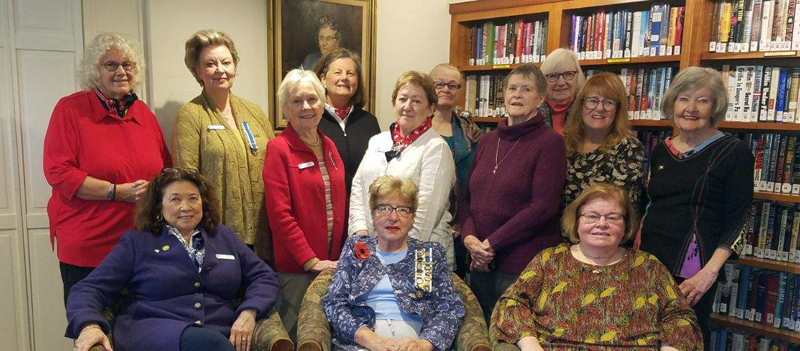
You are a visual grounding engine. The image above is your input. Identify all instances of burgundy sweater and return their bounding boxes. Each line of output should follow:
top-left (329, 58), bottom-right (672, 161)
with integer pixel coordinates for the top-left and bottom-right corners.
top-left (459, 113), bottom-right (566, 274)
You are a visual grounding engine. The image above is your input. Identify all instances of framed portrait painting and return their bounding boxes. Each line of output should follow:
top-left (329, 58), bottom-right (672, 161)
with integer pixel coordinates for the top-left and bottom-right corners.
top-left (270, 0), bottom-right (376, 128)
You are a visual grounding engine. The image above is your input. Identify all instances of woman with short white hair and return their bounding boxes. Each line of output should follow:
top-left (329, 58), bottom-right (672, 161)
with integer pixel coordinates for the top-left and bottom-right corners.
top-left (263, 68), bottom-right (347, 342)
top-left (539, 48), bottom-right (585, 133)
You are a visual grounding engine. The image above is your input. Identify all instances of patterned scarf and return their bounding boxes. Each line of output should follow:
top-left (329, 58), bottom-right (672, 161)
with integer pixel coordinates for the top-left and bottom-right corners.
top-left (334, 105), bottom-right (353, 119)
top-left (94, 87), bottom-right (138, 118)
top-left (386, 117), bottom-right (432, 161)
top-left (165, 225), bottom-right (205, 273)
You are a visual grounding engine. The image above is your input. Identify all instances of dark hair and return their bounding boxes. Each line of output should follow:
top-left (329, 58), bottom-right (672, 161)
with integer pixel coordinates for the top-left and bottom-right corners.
top-left (135, 168), bottom-right (221, 234)
top-left (312, 48), bottom-right (366, 108)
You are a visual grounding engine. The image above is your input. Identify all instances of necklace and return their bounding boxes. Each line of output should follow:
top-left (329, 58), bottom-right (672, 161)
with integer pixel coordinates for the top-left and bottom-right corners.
top-left (302, 134), bottom-right (321, 146)
top-left (493, 138), bottom-right (521, 174)
top-left (577, 245), bottom-right (622, 273)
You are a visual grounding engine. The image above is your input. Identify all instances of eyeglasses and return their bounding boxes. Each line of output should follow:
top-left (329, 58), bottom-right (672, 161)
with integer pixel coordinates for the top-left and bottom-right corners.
top-left (583, 97), bottom-right (619, 111)
top-left (434, 82), bottom-right (462, 90)
top-left (545, 71), bottom-right (577, 82)
top-left (102, 61), bottom-right (136, 72)
top-left (373, 204), bottom-right (414, 218)
top-left (579, 213), bottom-right (625, 224)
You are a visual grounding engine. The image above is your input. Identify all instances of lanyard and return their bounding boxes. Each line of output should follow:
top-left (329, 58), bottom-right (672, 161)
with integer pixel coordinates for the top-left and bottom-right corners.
top-left (241, 121), bottom-right (258, 152)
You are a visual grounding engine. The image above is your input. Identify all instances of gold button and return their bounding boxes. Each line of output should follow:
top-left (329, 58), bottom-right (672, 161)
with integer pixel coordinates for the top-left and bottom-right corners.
top-left (194, 282), bottom-right (201, 289)
top-left (195, 320), bottom-right (202, 325)
top-left (194, 302), bottom-right (201, 309)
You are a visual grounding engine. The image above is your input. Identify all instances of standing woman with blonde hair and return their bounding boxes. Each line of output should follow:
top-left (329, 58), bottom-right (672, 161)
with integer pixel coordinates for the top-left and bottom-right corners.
top-left (172, 29), bottom-right (275, 261)
top-left (539, 48), bottom-right (585, 134)
top-left (561, 72), bottom-right (644, 209)
top-left (44, 33), bottom-right (171, 305)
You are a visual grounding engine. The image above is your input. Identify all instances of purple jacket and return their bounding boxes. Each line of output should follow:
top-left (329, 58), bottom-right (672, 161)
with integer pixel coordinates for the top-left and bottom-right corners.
top-left (459, 113), bottom-right (566, 274)
top-left (65, 225), bottom-right (279, 351)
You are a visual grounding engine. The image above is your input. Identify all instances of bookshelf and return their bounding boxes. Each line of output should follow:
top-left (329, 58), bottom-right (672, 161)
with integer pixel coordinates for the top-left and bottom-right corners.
top-left (450, 0), bottom-right (800, 348)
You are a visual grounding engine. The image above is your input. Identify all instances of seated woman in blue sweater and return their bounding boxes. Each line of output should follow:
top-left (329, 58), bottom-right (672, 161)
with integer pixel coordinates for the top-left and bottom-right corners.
top-left (323, 176), bottom-right (464, 351)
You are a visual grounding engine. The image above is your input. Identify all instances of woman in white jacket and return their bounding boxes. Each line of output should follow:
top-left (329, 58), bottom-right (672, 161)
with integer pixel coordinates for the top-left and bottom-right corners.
top-left (349, 71), bottom-right (456, 269)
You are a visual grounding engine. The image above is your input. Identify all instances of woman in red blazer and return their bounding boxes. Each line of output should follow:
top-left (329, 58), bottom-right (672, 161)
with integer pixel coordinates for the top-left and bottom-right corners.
top-left (263, 68), bottom-right (346, 343)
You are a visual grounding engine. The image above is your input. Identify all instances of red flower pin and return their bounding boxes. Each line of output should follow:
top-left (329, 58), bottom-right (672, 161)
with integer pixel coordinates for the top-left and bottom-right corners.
top-left (354, 242), bottom-right (370, 260)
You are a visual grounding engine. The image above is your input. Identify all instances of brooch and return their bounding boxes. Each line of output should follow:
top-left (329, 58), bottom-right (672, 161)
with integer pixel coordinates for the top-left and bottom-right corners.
top-left (414, 247), bottom-right (433, 294)
top-left (354, 242), bottom-right (370, 260)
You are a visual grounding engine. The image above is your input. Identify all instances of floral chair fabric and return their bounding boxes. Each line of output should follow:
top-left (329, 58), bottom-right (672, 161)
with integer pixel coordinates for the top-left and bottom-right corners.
top-left (296, 269), bottom-right (490, 351)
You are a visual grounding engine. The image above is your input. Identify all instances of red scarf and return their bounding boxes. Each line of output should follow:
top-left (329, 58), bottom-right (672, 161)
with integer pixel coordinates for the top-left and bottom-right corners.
top-left (334, 105), bottom-right (352, 119)
top-left (386, 117), bottom-right (432, 160)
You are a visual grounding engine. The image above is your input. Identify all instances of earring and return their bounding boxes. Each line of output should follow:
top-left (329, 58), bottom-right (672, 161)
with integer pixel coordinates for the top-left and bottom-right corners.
top-left (157, 213), bottom-right (164, 221)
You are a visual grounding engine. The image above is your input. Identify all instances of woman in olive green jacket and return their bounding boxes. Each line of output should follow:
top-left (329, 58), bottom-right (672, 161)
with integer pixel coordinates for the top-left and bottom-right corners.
top-left (172, 29), bottom-right (275, 262)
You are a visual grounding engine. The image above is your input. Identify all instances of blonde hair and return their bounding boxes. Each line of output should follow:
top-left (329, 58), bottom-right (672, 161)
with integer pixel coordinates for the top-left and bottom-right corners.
top-left (660, 66), bottom-right (728, 126)
top-left (277, 68), bottom-right (326, 110)
top-left (563, 72), bottom-right (633, 153)
top-left (368, 176), bottom-right (419, 213)
top-left (391, 71), bottom-right (438, 107)
top-left (561, 183), bottom-right (638, 244)
top-left (79, 34), bottom-right (145, 91)
top-left (540, 48), bottom-right (586, 93)
top-left (184, 29), bottom-right (240, 86)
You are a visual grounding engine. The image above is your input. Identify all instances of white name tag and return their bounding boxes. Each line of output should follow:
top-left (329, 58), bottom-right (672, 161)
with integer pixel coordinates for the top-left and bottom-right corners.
top-left (298, 161), bottom-right (315, 169)
top-left (215, 254), bottom-right (235, 260)
top-left (208, 125), bottom-right (225, 130)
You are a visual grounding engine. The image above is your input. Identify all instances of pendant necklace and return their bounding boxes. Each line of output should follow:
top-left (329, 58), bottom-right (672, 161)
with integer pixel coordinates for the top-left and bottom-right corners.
top-left (493, 137), bottom-right (521, 174)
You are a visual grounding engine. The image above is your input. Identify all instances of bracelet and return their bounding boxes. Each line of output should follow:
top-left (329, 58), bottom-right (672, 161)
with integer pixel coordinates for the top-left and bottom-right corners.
top-left (107, 183), bottom-right (116, 201)
top-left (80, 324), bottom-right (101, 335)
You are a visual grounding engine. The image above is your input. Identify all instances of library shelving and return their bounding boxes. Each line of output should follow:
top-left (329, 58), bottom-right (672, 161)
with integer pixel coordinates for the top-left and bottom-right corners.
top-left (711, 313), bottom-right (800, 344)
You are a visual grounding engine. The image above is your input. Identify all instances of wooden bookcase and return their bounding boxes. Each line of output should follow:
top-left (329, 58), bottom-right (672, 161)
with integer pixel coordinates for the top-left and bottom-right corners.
top-left (450, 0), bottom-right (800, 346)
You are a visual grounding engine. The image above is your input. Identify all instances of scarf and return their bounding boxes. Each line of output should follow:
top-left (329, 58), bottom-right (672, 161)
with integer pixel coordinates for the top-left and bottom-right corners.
top-left (386, 117), bottom-right (433, 161)
top-left (94, 87), bottom-right (138, 118)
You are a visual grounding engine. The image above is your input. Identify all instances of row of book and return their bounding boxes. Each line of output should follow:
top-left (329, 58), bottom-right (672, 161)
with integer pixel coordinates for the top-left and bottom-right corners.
top-left (619, 66), bottom-right (674, 120)
top-left (721, 65), bottom-right (800, 123)
top-left (739, 133), bottom-right (800, 194)
top-left (741, 201), bottom-right (800, 261)
top-left (711, 328), bottom-right (799, 351)
top-left (709, 0), bottom-right (800, 53)
top-left (466, 18), bottom-right (549, 66)
top-left (568, 4), bottom-right (685, 60)
top-left (712, 264), bottom-right (800, 331)
top-left (463, 74), bottom-right (506, 118)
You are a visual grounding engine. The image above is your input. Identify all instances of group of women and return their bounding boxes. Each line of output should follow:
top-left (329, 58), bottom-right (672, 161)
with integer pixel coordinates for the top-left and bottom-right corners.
top-left (45, 30), bottom-right (753, 351)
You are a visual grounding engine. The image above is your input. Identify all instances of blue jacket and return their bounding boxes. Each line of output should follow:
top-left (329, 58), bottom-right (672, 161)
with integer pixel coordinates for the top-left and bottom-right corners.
top-left (323, 235), bottom-right (465, 351)
top-left (65, 225), bottom-right (279, 351)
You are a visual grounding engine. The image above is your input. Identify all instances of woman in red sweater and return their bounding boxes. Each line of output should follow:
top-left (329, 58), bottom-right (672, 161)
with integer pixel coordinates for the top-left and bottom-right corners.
top-left (539, 48), bottom-right (585, 134)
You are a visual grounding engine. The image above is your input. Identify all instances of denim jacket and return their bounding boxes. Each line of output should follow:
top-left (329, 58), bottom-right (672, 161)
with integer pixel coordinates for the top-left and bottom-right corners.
top-left (323, 235), bottom-right (465, 351)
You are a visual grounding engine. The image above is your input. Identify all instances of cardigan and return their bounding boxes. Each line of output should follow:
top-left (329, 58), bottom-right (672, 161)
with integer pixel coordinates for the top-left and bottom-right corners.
top-left (65, 225), bottom-right (279, 351)
top-left (263, 124), bottom-right (347, 273)
top-left (349, 128), bottom-right (456, 268)
top-left (449, 111), bottom-right (483, 197)
top-left (43, 90), bottom-right (171, 267)
top-left (459, 114), bottom-right (566, 274)
top-left (323, 235), bottom-right (465, 351)
top-left (640, 134), bottom-right (754, 275)
top-left (172, 92), bottom-right (275, 254)
top-left (562, 135), bottom-right (645, 210)
top-left (491, 244), bottom-right (703, 351)
top-left (317, 107), bottom-right (381, 194)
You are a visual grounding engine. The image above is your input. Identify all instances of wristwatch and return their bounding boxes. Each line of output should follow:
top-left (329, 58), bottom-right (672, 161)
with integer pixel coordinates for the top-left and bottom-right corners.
top-left (107, 183), bottom-right (116, 201)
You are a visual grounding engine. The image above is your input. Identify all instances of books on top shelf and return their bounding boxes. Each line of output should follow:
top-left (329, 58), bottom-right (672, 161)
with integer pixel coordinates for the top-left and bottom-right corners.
top-left (739, 132), bottom-right (800, 194)
top-left (586, 66), bottom-right (675, 120)
top-left (709, 0), bottom-right (800, 54)
top-left (740, 200), bottom-right (800, 261)
top-left (713, 263), bottom-right (800, 333)
top-left (720, 65), bottom-right (800, 123)
top-left (467, 18), bottom-right (549, 66)
top-left (568, 4), bottom-right (685, 60)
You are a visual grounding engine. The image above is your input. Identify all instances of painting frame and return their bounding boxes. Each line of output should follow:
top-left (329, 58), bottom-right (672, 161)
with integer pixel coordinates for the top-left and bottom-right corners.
top-left (269, 0), bottom-right (376, 129)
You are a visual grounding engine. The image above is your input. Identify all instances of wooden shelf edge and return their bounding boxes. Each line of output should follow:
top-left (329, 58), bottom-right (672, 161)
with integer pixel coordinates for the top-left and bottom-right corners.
top-left (753, 192), bottom-right (800, 203)
top-left (472, 117), bottom-right (502, 123)
top-left (458, 63), bottom-right (541, 72)
top-left (630, 119), bottom-right (672, 127)
top-left (579, 55), bottom-right (681, 66)
top-left (711, 313), bottom-right (800, 344)
top-left (449, 0), bottom-right (561, 15)
top-left (730, 257), bottom-right (800, 274)
top-left (717, 121), bottom-right (800, 131)
top-left (701, 51), bottom-right (800, 61)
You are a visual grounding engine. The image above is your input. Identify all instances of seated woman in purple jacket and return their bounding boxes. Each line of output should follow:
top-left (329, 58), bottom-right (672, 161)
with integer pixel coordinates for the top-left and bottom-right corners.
top-left (323, 176), bottom-right (464, 351)
top-left (66, 168), bottom-right (280, 351)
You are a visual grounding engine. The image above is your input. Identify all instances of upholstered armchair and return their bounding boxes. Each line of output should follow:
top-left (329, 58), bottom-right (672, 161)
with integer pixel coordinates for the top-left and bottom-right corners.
top-left (86, 307), bottom-right (292, 351)
top-left (296, 270), bottom-right (491, 351)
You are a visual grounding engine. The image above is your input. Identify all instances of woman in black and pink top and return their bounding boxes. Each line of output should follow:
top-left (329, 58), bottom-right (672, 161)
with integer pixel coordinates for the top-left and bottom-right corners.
top-left (638, 67), bottom-right (754, 347)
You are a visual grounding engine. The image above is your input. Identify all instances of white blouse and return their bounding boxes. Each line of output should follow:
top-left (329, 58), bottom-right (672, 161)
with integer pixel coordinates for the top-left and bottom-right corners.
top-left (349, 128), bottom-right (456, 269)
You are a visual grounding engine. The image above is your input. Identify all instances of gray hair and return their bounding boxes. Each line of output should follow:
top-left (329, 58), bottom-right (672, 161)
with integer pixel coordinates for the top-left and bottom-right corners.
top-left (79, 34), bottom-right (144, 91)
top-left (660, 66), bottom-right (728, 126)
top-left (540, 48), bottom-right (585, 91)
top-left (430, 63), bottom-right (465, 84)
top-left (184, 29), bottom-right (240, 87)
top-left (278, 68), bottom-right (326, 110)
top-left (318, 16), bottom-right (342, 39)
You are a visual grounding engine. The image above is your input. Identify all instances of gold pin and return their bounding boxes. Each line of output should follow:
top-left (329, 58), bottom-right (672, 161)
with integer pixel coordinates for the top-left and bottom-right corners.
top-left (416, 291), bottom-right (423, 299)
top-left (162, 245), bottom-right (170, 251)
top-left (154, 249), bottom-right (160, 253)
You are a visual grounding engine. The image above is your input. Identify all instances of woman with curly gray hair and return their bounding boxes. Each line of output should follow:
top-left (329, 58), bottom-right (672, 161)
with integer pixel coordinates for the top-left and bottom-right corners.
top-left (43, 33), bottom-right (171, 305)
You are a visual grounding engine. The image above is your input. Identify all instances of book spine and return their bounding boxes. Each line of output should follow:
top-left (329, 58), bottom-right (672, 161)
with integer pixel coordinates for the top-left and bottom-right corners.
top-left (712, 2), bottom-right (723, 51)
top-left (668, 7), bottom-right (678, 55)
top-left (762, 0), bottom-right (774, 51)
top-left (737, 265), bottom-right (753, 319)
top-left (651, 4), bottom-right (663, 55)
top-left (774, 272), bottom-right (789, 328)
top-left (765, 273), bottom-right (780, 325)
top-left (778, 68), bottom-right (790, 122)
top-left (753, 0), bottom-right (764, 50)
top-left (625, 10), bottom-right (633, 57)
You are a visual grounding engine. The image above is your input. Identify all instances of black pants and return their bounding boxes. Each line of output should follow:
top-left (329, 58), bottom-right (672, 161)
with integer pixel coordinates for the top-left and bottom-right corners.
top-left (453, 235), bottom-right (468, 279)
top-left (180, 327), bottom-right (235, 351)
top-left (469, 270), bottom-right (519, 323)
top-left (674, 276), bottom-right (715, 351)
top-left (59, 262), bottom-right (95, 307)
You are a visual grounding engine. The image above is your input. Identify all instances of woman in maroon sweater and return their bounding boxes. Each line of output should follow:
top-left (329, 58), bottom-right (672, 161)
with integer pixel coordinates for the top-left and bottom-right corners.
top-left (459, 64), bottom-right (566, 321)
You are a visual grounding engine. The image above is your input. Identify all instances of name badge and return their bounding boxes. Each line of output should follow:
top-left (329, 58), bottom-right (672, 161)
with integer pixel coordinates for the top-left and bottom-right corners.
top-left (208, 125), bottom-right (225, 130)
top-left (215, 254), bottom-right (235, 260)
top-left (298, 161), bottom-right (315, 169)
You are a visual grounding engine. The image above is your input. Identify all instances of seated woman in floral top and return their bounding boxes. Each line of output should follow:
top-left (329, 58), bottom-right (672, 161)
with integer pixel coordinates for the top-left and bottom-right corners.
top-left (491, 183), bottom-right (702, 351)
top-left (324, 176), bottom-right (464, 351)
top-left (561, 72), bottom-right (644, 210)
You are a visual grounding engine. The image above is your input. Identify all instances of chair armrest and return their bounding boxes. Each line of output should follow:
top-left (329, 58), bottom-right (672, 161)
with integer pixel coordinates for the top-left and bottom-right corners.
top-left (253, 307), bottom-right (293, 351)
top-left (452, 274), bottom-right (491, 351)
top-left (297, 270), bottom-right (335, 351)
